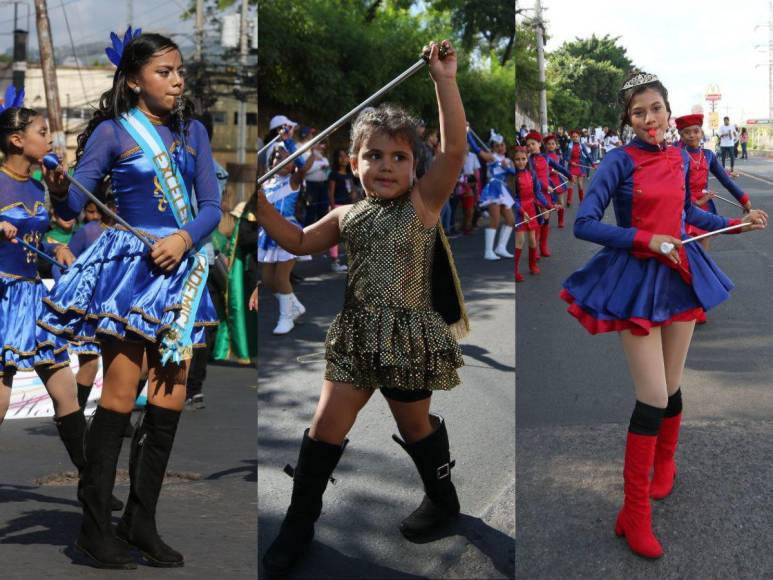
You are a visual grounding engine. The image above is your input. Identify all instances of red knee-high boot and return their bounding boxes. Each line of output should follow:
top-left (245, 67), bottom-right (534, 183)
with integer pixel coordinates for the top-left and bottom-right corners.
top-left (539, 223), bottom-right (551, 257)
top-left (651, 412), bottom-right (681, 500)
top-left (558, 207), bottom-right (565, 228)
top-left (515, 248), bottom-right (524, 282)
top-left (579, 188), bottom-right (584, 202)
top-left (567, 187), bottom-right (574, 206)
top-left (528, 247), bottom-right (540, 275)
top-left (615, 432), bottom-right (663, 559)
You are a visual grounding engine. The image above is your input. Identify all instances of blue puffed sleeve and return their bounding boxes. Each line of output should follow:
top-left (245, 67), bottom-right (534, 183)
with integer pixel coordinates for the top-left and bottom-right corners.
top-left (180, 120), bottom-right (222, 245)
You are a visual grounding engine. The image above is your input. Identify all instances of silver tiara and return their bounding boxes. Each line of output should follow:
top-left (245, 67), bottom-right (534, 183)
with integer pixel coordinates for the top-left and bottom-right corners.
top-left (620, 73), bottom-right (659, 93)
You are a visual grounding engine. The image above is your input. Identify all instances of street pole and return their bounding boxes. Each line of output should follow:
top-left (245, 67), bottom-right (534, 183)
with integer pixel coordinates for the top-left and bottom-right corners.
top-left (236, 0), bottom-right (249, 200)
top-left (12, 2), bottom-right (27, 92)
top-left (534, 0), bottom-right (548, 134)
top-left (33, 0), bottom-right (65, 155)
top-left (195, 0), bottom-right (203, 62)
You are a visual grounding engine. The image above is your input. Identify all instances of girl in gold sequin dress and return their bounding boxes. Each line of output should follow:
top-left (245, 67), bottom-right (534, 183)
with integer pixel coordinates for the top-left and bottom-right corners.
top-left (257, 40), bottom-right (469, 577)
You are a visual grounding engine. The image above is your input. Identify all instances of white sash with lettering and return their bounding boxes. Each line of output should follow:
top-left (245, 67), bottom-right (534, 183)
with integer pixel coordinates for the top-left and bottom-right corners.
top-left (119, 108), bottom-right (209, 365)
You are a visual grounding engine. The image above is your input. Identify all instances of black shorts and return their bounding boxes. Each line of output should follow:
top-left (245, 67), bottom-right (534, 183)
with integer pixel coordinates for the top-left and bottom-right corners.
top-left (380, 387), bottom-right (432, 402)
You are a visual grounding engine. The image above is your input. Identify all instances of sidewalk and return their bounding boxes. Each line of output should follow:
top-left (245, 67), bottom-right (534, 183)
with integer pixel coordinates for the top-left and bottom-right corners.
top-left (257, 226), bottom-right (516, 579)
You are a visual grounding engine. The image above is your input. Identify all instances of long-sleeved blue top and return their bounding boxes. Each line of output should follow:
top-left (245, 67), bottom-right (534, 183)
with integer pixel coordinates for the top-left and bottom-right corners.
top-left (54, 118), bottom-right (221, 245)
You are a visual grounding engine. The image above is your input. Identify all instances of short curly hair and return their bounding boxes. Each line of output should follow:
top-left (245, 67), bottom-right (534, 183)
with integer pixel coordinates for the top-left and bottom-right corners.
top-left (349, 103), bottom-right (421, 161)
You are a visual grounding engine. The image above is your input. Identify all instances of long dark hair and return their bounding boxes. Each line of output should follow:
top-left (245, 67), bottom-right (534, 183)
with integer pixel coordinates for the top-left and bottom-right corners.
top-left (0, 107), bottom-right (40, 155)
top-left (75, 33), bottom-right (195, 163)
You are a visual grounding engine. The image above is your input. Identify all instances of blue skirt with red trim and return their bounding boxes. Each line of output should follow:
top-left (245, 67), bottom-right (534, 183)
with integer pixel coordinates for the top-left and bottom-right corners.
top-left (560, 244), bottom-right (734, 335)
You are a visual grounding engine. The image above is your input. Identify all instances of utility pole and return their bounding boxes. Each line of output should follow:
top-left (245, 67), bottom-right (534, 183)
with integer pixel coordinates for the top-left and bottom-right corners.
top-left (127, 0), bottom-right (133, 26)
top-left (34, 0), bottom-right (65, 155)
top-left (12, 2), bottom-right (27, 92)
top-left (236, 0), bottom-right (249, 200)
top-left (533, 0), bottom-right (548, 134)
top-left (195, 0), bottom-right (204, 62)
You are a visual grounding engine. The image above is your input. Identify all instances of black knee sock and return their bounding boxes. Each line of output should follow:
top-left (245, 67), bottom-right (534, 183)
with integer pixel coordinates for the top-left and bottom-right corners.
top-left (628, 400), bottom-right (664, 436)
top-left (77, 383), bottom-right (93, 409)
top-left (664, 389), bottom-right (682, 418)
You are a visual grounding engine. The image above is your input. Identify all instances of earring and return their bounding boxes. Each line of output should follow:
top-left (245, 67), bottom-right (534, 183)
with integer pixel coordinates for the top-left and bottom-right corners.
top-left (132, 86), bottom-right (141, 94)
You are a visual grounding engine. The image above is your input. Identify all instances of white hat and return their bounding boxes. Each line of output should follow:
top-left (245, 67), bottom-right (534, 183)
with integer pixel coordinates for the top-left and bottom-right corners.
top-left (269, 115), bottom-right (297, 130)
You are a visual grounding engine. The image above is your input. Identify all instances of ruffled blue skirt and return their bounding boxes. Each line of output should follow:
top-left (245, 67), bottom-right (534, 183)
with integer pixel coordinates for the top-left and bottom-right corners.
top-left (561, 244), bottom-right (734, 335)
top-left (1, 276), bottom-right (70, 375)
top-left (479, 179), bottom-right (515, 209)
top-left (38, 228), bottom-right (218, 348)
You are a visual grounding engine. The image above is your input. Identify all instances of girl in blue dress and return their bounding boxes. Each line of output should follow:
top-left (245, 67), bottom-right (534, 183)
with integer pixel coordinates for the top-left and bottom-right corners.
top-left (38, 31), bottom-right (221, 569)
top-left (0, 97), bottom-right (110, 491)
top-left (561, 73), bottom-right (767, 559)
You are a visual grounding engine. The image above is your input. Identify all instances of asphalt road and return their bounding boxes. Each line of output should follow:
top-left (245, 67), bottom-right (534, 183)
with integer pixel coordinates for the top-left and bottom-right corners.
top-left (516, 154), bottom-right (773, 578)
top-left (258, 227), bottom-right (516, 579)
top-left (1, 363), bottom-right (257, 579)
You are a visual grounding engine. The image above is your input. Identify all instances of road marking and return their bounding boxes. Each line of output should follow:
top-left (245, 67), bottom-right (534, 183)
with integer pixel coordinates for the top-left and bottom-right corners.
top-left (736, 170), bottom-right (773, 187)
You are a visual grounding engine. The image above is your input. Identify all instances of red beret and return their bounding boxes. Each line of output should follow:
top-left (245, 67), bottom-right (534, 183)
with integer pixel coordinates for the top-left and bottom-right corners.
top-left (675, 114), bottom-right (703, 131)
top-left (513, 146), bottom-right (529, 153)
top-left (543, 133), bottom-right (557, 142)
top-left (569, 129), bottom-right (581, 136)
top-left (525, 131), bottom-right (542, 142)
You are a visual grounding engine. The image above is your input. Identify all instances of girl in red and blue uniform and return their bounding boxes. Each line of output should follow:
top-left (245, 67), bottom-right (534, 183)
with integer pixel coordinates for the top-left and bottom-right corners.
top-left (525, 131), bottom-right (568, 257)
top-left (563, 129), bottom-right (594, 205)
top-left (560, 73), bottom-right (767, 560)
top-left (675, 113), bottom-right (752, 243)
top-left (513, 146), bottom-right (551, 281)
top-left (544, 134), bottom-right (570, 228)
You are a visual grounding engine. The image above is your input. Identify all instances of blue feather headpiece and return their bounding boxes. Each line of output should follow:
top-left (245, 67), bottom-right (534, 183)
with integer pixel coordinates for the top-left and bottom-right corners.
top-left (0, 85), bottom-right (25, 114)
top-left (105, 26), bottom-right (142, 67)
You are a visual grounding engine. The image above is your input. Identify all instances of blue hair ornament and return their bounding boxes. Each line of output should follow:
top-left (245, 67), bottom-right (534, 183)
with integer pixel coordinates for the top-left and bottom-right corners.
top-left (0, 85), bottom-right (25, 114)
top-left (105, 26), bottom-right (143, 67)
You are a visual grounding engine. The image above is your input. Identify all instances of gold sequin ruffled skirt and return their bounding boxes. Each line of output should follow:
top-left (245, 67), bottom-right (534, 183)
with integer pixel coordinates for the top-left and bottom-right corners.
top-left (324, 305), bottom-right (464, 391)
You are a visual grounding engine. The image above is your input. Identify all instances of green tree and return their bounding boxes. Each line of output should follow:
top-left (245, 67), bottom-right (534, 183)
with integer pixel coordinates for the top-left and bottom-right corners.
top-left (258, 0), bottom-right (514, 144)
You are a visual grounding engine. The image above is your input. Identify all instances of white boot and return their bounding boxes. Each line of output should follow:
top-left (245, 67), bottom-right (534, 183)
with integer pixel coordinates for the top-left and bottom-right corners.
top-left (484, 228), bottom-right (501, 260)
top-left (273, 293), bottom-right (295, 334)
top-left (495, 226), bottom-right (514, 258)
top-left (290, 293), bottom-right (306, 320)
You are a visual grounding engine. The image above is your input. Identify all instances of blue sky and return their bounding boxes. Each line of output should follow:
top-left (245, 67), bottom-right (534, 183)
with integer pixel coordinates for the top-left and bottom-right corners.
top-left (534, 0), bottom-right (770, 122)
top-left (0, 0), bottom-right (197, 54)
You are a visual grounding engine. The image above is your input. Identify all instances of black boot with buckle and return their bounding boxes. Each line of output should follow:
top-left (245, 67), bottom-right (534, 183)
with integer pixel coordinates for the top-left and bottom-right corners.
top-left (393, 413), bottom-right (460, 541)
top-left (262, 429), bottom-right (347, 578)
top-left (116, 404), bottom-right (184, 567)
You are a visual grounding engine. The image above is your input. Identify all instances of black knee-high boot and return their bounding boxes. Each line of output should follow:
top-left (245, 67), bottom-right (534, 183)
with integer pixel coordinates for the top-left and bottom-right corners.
top-left (393, 413), bottom-right (460, 540)
top-left (76, 383), bottom-right (92, 409)
top-left (262, 429), bottom-right (347, 577)
top-left (75, 406), bottom-right (136, 569)
top-left (116, 403), bottom-right (183, 567)
top-left (54, 409), bottom-right (124, 511)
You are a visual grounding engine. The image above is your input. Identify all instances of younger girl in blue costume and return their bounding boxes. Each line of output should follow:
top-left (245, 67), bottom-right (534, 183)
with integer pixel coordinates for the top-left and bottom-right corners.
top-left (38, 31), bottom-right (221, 569)
top-left (467, 129), bottom-right (516, 260)
top-left (0, 93), bottom-right (118, 499)
top-left (544, 134), bottom-right (570, 228)
top-left (258, 134), bottom-right (311, 335)
top-left (563, 129), bottom-right (594, 205)
top-left (560, 73), bottom-right (767, 560)
top-left (257, 40), bottom-right (468, 577)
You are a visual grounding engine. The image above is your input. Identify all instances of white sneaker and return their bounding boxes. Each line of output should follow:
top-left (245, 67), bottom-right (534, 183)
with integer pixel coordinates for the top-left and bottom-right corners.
top-left (331, 261), bottom-right (348, 273)
top-left (290, 293), bottom-right (306, 320)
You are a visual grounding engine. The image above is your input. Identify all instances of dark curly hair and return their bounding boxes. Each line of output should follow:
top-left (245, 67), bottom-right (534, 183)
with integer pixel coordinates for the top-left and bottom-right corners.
top-left (618, 73), bottom-right (671, 136)
top-left (75, 33), bottom-right (196, 163)
top-left (349, 103), bottom-right (421, 161)
top-left (0, 107), bottom-right (40, 155)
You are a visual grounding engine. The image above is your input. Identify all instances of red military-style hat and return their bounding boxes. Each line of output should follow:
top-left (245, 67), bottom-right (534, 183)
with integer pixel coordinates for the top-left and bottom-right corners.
top-left (525, 131), bottom-right (542, 142)
top-left (513, 145), bottom-right (529, 153)
top-left (543, 133), bottom-right (557, 142)
top-left (569, 128), bottom-right (581, 136)
top-left (675, 114), bottom-right (703, 131)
